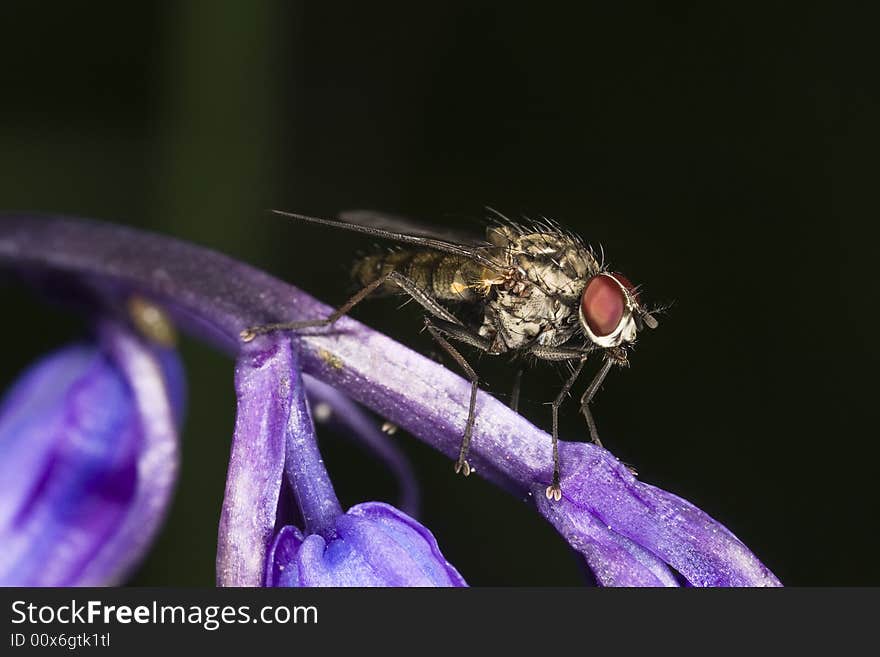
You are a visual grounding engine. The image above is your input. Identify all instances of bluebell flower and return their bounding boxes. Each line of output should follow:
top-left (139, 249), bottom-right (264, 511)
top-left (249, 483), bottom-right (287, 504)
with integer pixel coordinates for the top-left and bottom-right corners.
top-left (266, 503), bottom-right (466, 587)
top-left (216, 333), bottom-right (461, 586)
top-left (263, 337), bottom-right (461, 586)
top-left (0, 321), bottom-right (184, 585)
top-left (0, 214), bottom-right (781, 586)
top-left (533, 443), bottom-right (779, 586)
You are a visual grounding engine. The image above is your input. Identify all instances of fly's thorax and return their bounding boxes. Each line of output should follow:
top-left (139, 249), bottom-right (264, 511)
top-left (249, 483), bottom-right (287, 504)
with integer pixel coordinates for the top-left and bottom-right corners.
top-left (489, 226), bottom-right (599, 300)
top-left (480, 277), bottom-right (581, 350)
top-left (473, 227), bottom-right (594, 349)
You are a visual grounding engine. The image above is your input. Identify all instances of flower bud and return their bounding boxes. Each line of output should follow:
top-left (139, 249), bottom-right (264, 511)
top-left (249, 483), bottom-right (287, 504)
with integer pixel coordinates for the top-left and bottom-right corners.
top-left (267, 502), bottom-right (466, 587)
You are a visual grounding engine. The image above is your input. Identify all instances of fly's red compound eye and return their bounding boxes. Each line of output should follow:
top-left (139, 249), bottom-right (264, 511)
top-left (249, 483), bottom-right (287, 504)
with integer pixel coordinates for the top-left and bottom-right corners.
top-left (581, 274), bottom-right (626, 337)
top-left (610, 272), bottom-right (639, 303)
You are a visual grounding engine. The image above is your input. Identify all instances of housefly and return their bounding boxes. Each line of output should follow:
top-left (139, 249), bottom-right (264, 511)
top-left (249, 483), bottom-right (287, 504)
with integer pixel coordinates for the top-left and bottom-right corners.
top-left (241, 209), bottom-right (659, 500)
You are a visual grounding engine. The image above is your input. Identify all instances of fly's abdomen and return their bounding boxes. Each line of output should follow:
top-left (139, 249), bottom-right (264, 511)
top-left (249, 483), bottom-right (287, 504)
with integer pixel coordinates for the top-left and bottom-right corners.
top-left (352, 250), bottom-right (480, 302)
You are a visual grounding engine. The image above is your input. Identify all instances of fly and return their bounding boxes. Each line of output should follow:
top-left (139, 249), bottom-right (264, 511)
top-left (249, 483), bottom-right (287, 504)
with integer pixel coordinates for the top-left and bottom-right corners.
top-left (241, 209), bottom-right (659, 500)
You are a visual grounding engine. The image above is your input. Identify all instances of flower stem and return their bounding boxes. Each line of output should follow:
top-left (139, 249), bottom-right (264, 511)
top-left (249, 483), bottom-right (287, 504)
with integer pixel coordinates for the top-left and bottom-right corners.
top-left (283, 340), bottom-right (342, 538)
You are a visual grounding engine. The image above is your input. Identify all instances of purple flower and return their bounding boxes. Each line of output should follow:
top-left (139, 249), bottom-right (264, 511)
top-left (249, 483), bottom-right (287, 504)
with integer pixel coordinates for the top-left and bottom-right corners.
top-left (265, 503), bottom-right (466, 587)
top-left (0, 322), bottom-right (184, 585)
top-left (217, 333), bottom-right (463, 586)
top-left (0, 214), bottom-right (781, 586)
top-left (534, 444), bottom-right (778, 586)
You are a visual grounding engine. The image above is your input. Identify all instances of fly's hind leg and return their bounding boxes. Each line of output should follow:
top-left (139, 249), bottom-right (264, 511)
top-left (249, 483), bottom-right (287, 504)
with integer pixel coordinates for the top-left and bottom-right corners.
top-left (422, 317), bottom-right (499, 478)
top-left (241, 265), bottom-right (500, 484)
top-left (240, 269), bottom-right (463, 341)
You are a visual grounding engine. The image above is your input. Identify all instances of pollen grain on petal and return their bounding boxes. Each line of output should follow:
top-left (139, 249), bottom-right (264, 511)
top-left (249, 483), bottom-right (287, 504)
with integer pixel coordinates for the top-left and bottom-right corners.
top-left (127, 295), bottom-right (177, 347)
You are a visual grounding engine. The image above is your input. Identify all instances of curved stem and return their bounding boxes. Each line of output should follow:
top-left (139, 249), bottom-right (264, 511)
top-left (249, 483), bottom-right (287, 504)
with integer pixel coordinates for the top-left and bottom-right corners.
top-left (284, 343), bottom-right (342, 538)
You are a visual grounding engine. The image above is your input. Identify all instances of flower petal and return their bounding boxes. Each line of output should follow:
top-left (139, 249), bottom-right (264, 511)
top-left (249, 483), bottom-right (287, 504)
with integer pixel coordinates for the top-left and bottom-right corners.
top-left (264, 525), bottom-right (305, 587)
top-left (266, 502), bottom-right (466, 587)
top-left (76, 323), bottom-right (183, 585)
top-left (345, 502), bottom-right (466, 586)
top-left (216, 336), bottom-right (292, 586)
top-left (0, 323), bottom-right (183, 585)
top-left (548, 442), bottom-right (781, 587)
top-left (534, 485), bottom-right (679, 587)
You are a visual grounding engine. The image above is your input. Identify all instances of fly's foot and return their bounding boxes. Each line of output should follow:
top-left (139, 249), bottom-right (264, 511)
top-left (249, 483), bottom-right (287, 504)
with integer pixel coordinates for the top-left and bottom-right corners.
top-left (240, 324), bottom-right (279, 342)
top-left (454, 458), bottom-right (471, 476)
top-left (545, 482), bottom-right (562, 502)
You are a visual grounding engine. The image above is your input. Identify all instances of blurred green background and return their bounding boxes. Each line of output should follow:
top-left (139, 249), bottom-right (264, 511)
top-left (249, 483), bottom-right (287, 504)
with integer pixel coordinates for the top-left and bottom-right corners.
top-left (0, 2), bottom-right (875, 585)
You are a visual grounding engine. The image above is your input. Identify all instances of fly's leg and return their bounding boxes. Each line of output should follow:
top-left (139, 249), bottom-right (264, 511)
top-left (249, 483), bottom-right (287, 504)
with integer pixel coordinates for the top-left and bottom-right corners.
top-left (423, 319), bottom-right (479, 477)
top-left (579, 357), bottom-right (616, 447)
top-left (241, 272), bottom-right (390, 341)
top-left (545, 358), bottom-right (588, 501)
top-left (509, 368), bottom-right (523, 413)
top-left (424, 317), bottom-right (500, 353)
top-left (528, 344), bottom-right (596, 361)
top-left (423, 317), bottom-right (498, 477)
top-left (526, 343), bottom-right (597, 501)
top-left (577, 353), bottom-right (639, 475)
top-left (240, 264), bottom-right (503, 484)
top-left (240, 269), bottom-right (462, 341)
top-left (524, 345), bottom-right (625, 496)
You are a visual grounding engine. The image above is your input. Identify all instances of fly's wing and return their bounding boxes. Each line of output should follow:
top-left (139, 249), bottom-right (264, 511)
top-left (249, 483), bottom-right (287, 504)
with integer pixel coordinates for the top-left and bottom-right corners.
top-left (339, 210), bottom-right (490, 248)
top-left (271, 209), bottom-right (504, 271)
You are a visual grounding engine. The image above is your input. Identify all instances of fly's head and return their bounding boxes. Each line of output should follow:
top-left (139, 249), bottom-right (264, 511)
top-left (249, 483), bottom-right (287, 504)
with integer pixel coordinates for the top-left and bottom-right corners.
top-left (578, 272), bottom-right (658, 349)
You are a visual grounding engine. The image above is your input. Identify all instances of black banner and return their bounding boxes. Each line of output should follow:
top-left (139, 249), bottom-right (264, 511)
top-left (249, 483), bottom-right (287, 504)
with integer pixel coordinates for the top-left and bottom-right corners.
top-left (0, 588), bottom-right (875, 653)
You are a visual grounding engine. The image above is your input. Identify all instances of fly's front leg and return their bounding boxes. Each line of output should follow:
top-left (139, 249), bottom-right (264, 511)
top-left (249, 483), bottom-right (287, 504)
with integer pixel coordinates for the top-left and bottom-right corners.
top-left (578, 350), bottom-right (639, 475)
top-left (509, 368), bottom-right (523, 413)
top-left (579, 356), bottom-right (618, 447)
top-left (240, 269), bottom-right (462, 341)
top-left (422, 317), bottom-right (497, 477)
top-left (545, 358), bottom-right (589, 501)
top-left (527, 344), bottom-right (596, 501)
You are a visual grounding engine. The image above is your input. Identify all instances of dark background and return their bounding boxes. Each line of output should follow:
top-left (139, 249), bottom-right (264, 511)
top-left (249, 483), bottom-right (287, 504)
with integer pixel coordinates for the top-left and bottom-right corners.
top-left (0, 2), bottom-right (875, 585)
